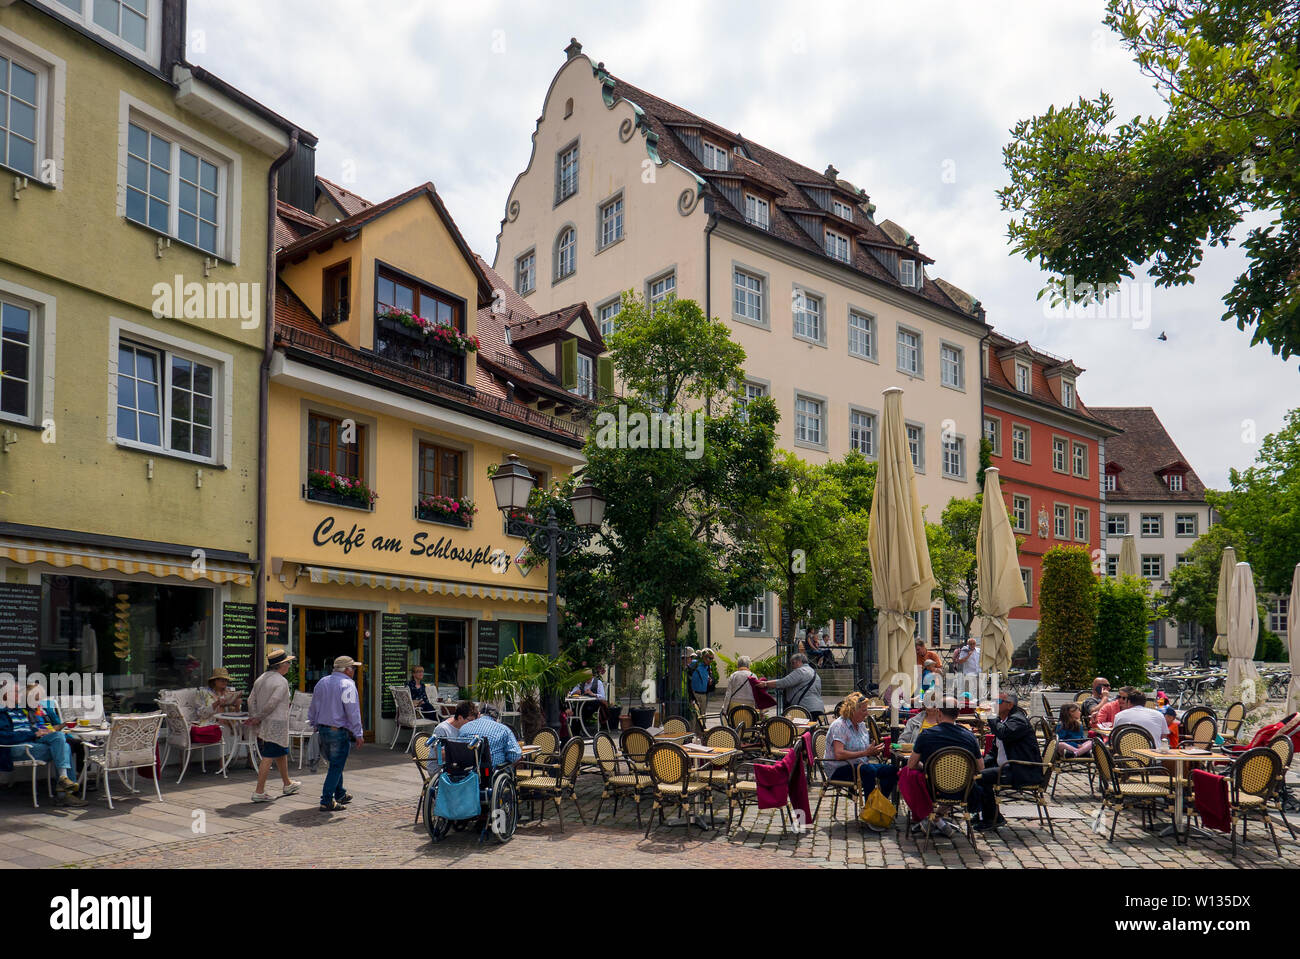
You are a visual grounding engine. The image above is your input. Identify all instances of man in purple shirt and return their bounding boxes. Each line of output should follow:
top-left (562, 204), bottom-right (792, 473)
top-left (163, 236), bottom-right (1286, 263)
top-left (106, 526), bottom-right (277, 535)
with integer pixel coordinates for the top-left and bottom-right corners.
top-left (307, 655), bottom-right (364, 812)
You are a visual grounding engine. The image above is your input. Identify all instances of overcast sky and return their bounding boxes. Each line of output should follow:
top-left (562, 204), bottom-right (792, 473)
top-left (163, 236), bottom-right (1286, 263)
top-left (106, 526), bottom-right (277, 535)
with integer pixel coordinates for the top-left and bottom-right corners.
top-left (191, 0), bottom-right (1298, 488)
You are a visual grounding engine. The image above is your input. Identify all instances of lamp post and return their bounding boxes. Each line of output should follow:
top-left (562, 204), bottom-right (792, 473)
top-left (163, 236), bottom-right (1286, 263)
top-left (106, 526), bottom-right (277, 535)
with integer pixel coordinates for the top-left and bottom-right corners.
top-left (490, 454), bottom-right (605, 731)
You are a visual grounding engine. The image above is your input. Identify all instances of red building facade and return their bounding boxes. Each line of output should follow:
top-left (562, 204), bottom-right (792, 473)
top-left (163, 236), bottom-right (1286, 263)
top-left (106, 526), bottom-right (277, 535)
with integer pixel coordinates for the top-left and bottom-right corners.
top-left (981, 335), bottom-right (1122, 646)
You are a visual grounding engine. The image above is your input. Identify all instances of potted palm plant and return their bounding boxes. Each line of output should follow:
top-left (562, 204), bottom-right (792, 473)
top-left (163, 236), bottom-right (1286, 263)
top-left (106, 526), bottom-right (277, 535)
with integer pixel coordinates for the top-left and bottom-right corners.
top-left (473, 648), bottom-right (586, 741)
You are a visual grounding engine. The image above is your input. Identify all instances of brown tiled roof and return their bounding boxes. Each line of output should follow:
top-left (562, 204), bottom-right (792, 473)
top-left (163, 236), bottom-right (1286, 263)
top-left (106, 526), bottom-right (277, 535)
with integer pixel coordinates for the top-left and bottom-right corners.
top-left (274, 200), bottom-right (329, 250)
top-left (1091, 407), bottom-right (1207, 502)
top-left (316, 176), bottom-right (373, 217)
top-left (984, 331), bottom-right (1113, 431)
top-left (604, 72), bottom-right (978, 323)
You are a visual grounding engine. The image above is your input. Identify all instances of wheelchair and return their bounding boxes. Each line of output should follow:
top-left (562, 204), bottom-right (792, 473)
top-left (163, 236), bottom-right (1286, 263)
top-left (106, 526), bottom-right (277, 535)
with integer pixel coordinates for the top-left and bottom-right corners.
top-left (424, 736), bottom-right (518, 844)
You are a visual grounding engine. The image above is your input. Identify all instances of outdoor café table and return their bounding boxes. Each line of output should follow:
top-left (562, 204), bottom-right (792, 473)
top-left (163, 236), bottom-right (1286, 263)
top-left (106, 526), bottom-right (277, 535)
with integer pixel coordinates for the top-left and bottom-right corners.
top-left (216, 713), bottom-right (260, 776)
top-left (1133, 746), bottom-right (1233, 841)
top-left (566, 695), bottom-right (600, 739)
top-left (671, 743), bottom-right (740, 830)
top-left (653, 729), bottom-right (694, 745)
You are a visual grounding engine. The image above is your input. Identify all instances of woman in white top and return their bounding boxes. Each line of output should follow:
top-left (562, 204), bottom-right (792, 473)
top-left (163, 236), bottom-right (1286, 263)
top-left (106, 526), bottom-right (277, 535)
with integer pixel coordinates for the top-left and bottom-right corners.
top-left (247, 650), bottom-right (300, 802)
top-left (722, 656), bottom-right (756, 715)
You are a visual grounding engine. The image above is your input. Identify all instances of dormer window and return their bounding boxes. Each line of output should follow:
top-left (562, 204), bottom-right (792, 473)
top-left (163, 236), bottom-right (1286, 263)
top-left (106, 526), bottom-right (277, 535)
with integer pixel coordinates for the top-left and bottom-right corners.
top-left (833, 200), bottom-right (854, 222)
top-left (1104, 474), bottom-right (1116, 492)
top-left (898, 259), bottom-right (916, 288)
top-left (1015, 363), bottom-right (1030, 393)
top-left (1062, 379), bottom-right (1076, 409)
top-left (744, 194), bottom-right (769, 229)
top-left (1168, 473), bottom-right (1184, 492)
top-left (824, 230), bottom-right (850, 263)
top-left (702, 141), bottom-right (729, 171)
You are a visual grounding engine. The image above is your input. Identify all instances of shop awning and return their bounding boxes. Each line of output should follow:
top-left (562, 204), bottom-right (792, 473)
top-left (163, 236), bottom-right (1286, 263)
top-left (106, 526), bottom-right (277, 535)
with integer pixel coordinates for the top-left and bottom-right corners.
top-left (0, 537), bottom-right (254, 586)
top-left (304, 565), bottom-right (548, 604)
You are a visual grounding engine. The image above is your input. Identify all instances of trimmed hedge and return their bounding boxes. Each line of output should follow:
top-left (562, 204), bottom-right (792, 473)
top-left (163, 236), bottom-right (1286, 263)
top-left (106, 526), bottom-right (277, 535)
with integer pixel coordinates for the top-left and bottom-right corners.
top-left (1038, 545), bottom-right (1098, 689)
top-left (1094, 575), bottom-right (1150, 687)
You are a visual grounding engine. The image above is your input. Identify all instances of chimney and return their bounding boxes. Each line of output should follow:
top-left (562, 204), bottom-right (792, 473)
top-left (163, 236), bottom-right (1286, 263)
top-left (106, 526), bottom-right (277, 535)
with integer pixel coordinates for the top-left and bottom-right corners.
top-left (565, 38), bottom-right (583, 61)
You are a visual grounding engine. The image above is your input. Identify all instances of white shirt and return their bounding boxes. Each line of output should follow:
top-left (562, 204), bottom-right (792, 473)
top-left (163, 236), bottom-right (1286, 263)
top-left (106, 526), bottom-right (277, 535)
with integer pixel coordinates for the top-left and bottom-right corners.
top-left (568, 678), bottom-right (606, 700)
top-left (957, 646), bottom-right (980, 675)
top-left (1113, 706), bottom-right (1169, 748)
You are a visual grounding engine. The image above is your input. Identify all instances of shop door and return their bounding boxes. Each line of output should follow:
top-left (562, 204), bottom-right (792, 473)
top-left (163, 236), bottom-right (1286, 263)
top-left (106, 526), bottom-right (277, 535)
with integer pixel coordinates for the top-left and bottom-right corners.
top-left (295, 608), bottom-right (374, 738)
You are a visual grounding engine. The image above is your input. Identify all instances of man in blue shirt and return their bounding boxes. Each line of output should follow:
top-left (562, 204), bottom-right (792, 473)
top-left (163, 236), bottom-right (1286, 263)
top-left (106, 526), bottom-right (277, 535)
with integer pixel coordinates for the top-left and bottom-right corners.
top-left (457, 704), bottom-right (522, 769)
top-left (0, 680), bottom-right (85, 806)
top-left (307, 656), bottom-right (364, 812)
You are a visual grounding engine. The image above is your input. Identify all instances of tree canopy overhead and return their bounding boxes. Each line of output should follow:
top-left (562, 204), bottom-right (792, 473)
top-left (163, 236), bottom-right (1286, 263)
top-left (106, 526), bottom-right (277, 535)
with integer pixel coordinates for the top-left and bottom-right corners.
top-left (1000, 0), bottom-right (1300, 359)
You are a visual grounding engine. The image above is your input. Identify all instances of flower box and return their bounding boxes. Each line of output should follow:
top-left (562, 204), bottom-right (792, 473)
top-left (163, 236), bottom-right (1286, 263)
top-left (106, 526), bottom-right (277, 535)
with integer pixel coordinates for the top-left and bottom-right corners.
top-left (416, 494), bottom-right (476, 528)
top-left (375, 308), bottom-right (480, 354)
top-left (305, 470), bottom-right (377, 510)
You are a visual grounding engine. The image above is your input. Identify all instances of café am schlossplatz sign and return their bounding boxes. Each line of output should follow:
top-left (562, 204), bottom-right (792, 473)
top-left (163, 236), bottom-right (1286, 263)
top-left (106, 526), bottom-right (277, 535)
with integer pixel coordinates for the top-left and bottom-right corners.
top-left (310, 515), bottom-right (513, 573)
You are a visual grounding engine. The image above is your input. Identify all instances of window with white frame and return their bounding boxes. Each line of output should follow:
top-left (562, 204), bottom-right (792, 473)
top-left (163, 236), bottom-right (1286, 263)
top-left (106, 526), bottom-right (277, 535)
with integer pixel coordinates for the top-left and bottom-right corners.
top-left (1168, 473), bottom-right (1184, 491)
top-left (907, 423), bottom-right (924, 471)
top-left (1012, 495), bottom-right (1029, 532)
top-left (0, 43), bottom-right (44, 178)
top-left (1268, 597), bottom-right (1288, 636)
top-left (556, 142), bottom-right (579, 202)
top-left (795, 394), bottom-right (823, 446)
top-left (898, 259), bottom-right (916, 288)
top-left (1108, 513), bottom-right (1129, 536)
top-left (1141, 514), bottom-right (1162, 536)
top-left (733, 269), bottom-right (763, 324)
top-left (554, 227), bottom-right (576, 280)
top-left (849, 409), bottom-right (875, 456)
top-left (1074, 507), bottom-right (1088, 541)
top-left (56, 0), bottom-right (156, 59)
top-left (116, 339), bottom-right (217, 459)
top-left (1062, 379), bottom-right (1076, 409)
top-left (597, 299), bottom-right (620, 338)
top-left (1106, 555), bottom-right (1118, 577)
top-left (1142, 555), bottom-right (1163, 579)
top-left (648, 272), bottom-right (675, 309)
top-left (598, 194), bottom-right (623, 249)
top-left (897, 328), bottom-right (920, 375)
top-left (0, 295), bottom-right (36, 421)
top-left (942, 436), bottom-right (965, 479)
top-left (702, 141), bottom-right (729, 171)
top-left (824, 230), bottom-right (850, 262)
top-left (944, 601), bottom-right (966, 641)
top-left (911, 610), bottom-right (925, 641)
top-left (1175, 513), bottom-right (1197, 536)
top-left (744, 194), bottom-right (769, 229)
top-left (1021, 568), bottom-right (1033, 604)
top-left (1015, 363), bottom-right (1030, 393)
top-left (739, 380), bottom-right (767, 420)
top-left (832, 199), bottom-right (853, 221)
top-left (984, 416), bottom-right (1001, 455)
top-left (1011, 425), bottom-right (1029, 463)
top-left (847, 310), bottom-right (874, 359)
top-left (1052, 437), bottom-right (1067, 472)
top-left (736, 594), bottom-right (767, 632)
top-left (1072, 442), bottom-right (1088, 477)
top-left (1176, 553), bottom-right (1191, 568)
top-left (1054, 504), bottom-right (1068, 539)
top-left (126, 119), bottom-right (226, 255)
top-left (940, 344), bottom-right (963, 389)
top-left (1104, 473), bottom-right (1117, 492)
top-left (793, 290), bottom-right (822, 342)
top-left (574, 352), bottom-right (594, 400)
top-left (515, 251), bottom-right (535, 295)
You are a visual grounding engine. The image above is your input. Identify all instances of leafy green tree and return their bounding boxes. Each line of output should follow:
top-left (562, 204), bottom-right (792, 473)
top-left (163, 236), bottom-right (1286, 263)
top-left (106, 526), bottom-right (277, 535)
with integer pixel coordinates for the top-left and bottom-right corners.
top-left (1095, 576), bottom-right (1151, 687)
top-left (822, 453), bottom-right (879, 680)
top-left (1000, 1), bottom-right (1300, 358)
top-left (1038, 545), bottom-right (1099, 688)
top-left (926, 496), bottom-right (982, 641)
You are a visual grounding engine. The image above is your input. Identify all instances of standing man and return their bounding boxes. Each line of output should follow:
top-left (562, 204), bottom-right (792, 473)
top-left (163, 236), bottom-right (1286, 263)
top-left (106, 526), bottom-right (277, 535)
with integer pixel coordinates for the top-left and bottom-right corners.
top-left (953, 638), bottom-right (981, 676)
top-left (760, 653), bottom-right (825, 720)
top-left (248, 649), bottom-right (301, 803)
top-left (307, 655), bottom-right (364, 812)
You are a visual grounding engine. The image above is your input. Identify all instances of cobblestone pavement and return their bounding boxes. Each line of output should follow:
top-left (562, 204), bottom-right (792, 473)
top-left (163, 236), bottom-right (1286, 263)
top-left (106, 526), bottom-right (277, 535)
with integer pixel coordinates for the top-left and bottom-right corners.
top-left (7, 745), bottom-right (1294, 869)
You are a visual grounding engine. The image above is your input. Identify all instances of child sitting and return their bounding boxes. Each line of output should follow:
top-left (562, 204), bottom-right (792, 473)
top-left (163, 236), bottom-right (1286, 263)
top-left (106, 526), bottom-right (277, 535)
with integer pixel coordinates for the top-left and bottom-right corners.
top-left (1056, 703), bottom-right (1094, 756)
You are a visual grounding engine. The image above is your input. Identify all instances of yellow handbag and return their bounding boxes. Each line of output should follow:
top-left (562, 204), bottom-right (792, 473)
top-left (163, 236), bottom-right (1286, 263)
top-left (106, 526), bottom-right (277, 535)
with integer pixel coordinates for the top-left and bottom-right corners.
top-left (859, 785), bottom-right (896, 828)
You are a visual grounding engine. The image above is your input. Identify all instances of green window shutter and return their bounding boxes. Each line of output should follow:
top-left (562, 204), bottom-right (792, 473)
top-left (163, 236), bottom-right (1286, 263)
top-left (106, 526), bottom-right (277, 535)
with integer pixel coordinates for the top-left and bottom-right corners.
top-left (560, 337), bottom-right (578, 390)
top-left (597, 355), bottom-right (614, 399)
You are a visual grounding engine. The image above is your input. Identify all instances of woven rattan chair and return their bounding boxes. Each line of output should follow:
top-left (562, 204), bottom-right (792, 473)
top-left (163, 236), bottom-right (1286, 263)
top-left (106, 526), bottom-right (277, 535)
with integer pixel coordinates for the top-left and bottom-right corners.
top-left (1180, 706), bottom-right (1215, 739)
top-left (412, 733), bottom-right (434, 823)
top-left (784, 705), bottom-right (811, 722)
top-left (992, 737), bottom-right (1057, 836)
top-left (517, 736), bottom-right (585, 832)
top-left (1092, 739), bottom-right (1174, 840)
top-left (920, 746), bottom-right (978, 849)
top-left (693, 726), bottom-right (742, 797)
top-left (1221, 702), bottom-right (1246, 743)
top-left (592, 731), bottom-right (651, 825)
top-left (1040, 693), bottom-right (1053, 721)
top-left (726, 704), bottom-right (764, 753)
top-left (661, 715), bottom-right (691, 738)
top-left (620, 727), bottom-right (654, 775)
top-left (1032, 716), bottom-right (1054, 745)
top-left (1074, 690), bottom-right (1093, 705)
top-left (81, 713), bottom-right (165, 809)
top-left (763, 716), bottom-right (798, 759)
top-left (645, 741), bottom-right (712, 838)
top-left (1188, 716), bottom-right (1217, 749)
top-left (1266, 735), bottom-right (1296, 839)
top-left (1051, 735), bottom-right (1097, 798)
top-left (517, 728), bottom-right (560, 782)
top-left (1109, 724), bottom-right (1172, 787)
top-left (1228, 747), bottom-right (1283, 857)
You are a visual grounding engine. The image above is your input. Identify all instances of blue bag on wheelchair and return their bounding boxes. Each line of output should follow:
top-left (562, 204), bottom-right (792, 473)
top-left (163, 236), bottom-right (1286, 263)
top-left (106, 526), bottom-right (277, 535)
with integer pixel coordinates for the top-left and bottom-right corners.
top-left (434, 771), bottom-right (480, 820)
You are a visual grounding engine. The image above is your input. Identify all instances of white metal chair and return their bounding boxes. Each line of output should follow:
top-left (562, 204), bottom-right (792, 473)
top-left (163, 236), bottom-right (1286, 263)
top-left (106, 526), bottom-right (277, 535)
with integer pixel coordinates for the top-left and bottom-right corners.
top-left (158, 701), bottom-right (225, 783)
top-left (81, 713), bottom-right (165, 809)
top-left (6, 743), bottom-right (53, 808)
top-left (389, 686), bottom-right (434, 752)
top-left (288, 691), bottom-right (316, 770)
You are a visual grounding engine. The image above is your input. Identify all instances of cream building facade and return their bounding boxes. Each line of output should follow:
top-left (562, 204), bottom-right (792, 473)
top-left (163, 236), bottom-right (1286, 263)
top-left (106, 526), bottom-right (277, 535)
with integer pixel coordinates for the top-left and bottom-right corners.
top-left (495, 40), bottom-right (990, 667)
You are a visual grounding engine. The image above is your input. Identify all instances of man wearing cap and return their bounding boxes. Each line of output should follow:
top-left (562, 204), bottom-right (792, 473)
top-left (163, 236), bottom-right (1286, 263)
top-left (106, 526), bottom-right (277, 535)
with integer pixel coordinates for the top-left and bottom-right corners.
top-left (307, 655), bottom-right (364, 812)
top-left (248, 649), bottom-right (302, 803)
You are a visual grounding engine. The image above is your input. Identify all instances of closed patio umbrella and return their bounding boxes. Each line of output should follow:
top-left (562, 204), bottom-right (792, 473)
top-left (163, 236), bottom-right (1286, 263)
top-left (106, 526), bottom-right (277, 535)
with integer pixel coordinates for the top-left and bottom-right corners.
top-left (1288, 563), bottom-right (1300, 714)
top-left (1226, 561), bottom-right (1261, 701)
top-left (975, 468), bottom-right (1027, 675)
top-left (1117, 535), bottom-right (1140, 579)
top-left (1213, 546), bottom-right (1237, 657)
top-left (867, 388), bottom-right (935, 697)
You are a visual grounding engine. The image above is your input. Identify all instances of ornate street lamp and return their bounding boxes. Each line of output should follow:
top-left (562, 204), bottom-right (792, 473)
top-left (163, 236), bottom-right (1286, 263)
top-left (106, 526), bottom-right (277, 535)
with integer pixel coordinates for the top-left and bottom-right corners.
top-left (491, 455), bottom-right (606, 731)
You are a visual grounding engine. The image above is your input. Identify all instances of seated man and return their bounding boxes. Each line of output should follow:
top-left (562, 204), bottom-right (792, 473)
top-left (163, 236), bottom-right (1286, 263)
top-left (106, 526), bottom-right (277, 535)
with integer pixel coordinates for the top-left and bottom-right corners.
top-left (456, 704), bottom-right (523, 769)
top-left (567, 665), bottom-right (610, 730)
top-left (428, 700), bottom-right (476, 778)
top-left (1112, 690), bottom-right (1169, 747)
top-left (1080, 677), bottom-right (1111, 727)
top-left (978, 692), bottom-right (1041, 830)
top-left (1092, 686), bottom-right (1132, 729)
top-left (0, 680), bottom-right (86, 806)
top-left (898, 693), bottom-right (943, 745)
top-left (908, 698), bottom-right (984, 835)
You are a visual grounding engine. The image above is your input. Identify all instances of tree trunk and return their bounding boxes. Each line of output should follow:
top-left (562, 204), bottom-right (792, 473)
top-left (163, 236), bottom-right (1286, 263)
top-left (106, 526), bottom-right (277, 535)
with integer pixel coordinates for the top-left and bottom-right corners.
top-left (662, 603), bottom-right (682, 718)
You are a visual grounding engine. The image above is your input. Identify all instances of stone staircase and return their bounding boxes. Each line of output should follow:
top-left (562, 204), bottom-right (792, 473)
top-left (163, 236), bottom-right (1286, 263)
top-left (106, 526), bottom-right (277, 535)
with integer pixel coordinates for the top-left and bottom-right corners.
top-left (817, 665), bottom-right (856, 704)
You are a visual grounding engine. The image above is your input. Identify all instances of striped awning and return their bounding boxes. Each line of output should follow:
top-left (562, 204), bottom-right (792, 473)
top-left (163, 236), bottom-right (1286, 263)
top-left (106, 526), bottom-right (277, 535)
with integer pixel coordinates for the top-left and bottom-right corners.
top-left (305, 565), bottom-right (548, 604)
top-left (0, 537), bottom-right (253, 586)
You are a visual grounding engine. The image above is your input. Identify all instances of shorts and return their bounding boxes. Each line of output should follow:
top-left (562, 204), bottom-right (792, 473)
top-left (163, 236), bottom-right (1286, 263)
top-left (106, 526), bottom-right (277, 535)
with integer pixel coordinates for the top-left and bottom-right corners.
top-left (257, 739), bottom-right (288, 758)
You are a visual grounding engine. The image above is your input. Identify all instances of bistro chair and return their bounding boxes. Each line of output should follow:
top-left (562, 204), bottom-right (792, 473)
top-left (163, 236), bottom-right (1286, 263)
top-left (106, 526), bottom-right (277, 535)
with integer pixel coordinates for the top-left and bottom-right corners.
top-left (159, 700), bottom-right (226, 784)
top-left (517, 737), bottom-right (585, 832)
top-left (726, 704), bottom-right (764, 753)
top-left (763, 716), bottom-right (798, 759)
top-left (1091, 739), bottom-right (1174, 841)
top-left (1110, 724), bottom-right (1171, 785)
top-left (1051, 738), bottom-right (1097, 798)
top-left (1074, 691), bottom-right (1093, 705)
top-left (1032, 716), bottom-right (1055, 746)
top-left (919, 746), bottom-right (978, 850)
top-left (81, 713), bottom-right (165, 809)
top-left (620, 727), bottom-right (654, 775)
top-left (516, 728), bottom-right (560, 782)
top-left (644, 742), bottom-right (712, 839)
top-left (784, 705), bottom-right (811, 722)
top-left (660, 715), bottom-right (692, 738)
top-left (1180, 706), bottom-right (1216, 740)
top-left (5, 743), bottom-right (53, 808)
top-left (693, 726), bottom-right (742, 796)
top-left (412, 733), bottom-right (434, 824)
top-left (992, 737), bottom-right (1057, 837)
top-left (389, 686), bottom-right (435, 753)
top-left (1040, 693), bottom-right (1053, 722)
top-left (1221, 702), bottom-right (1246, 744)
top-left (592, 731), bottom-right (651, 826)
top-left (1266, 735), bottom-right (1296, 839)
top-left (727, 754), bottom-right (796, 834)
top-left (288, 691), bottom-right (315, 770)
top-left (1227, 747), bottom-right (1284, 857)
top-left (1188, 716), bottom-right (1217, 749)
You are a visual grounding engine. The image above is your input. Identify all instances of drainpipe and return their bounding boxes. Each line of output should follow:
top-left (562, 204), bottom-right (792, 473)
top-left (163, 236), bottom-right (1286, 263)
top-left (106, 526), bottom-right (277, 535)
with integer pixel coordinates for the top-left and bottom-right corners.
top-left (703, 202), bottom-right (717, 656)
top-left (257, 129), bottom-right (299, 668)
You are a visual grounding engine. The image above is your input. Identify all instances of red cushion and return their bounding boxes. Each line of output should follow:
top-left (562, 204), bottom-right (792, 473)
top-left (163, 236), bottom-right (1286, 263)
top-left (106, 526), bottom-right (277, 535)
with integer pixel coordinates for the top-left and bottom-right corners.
top-left (190, 724), bottom-right (223, 744)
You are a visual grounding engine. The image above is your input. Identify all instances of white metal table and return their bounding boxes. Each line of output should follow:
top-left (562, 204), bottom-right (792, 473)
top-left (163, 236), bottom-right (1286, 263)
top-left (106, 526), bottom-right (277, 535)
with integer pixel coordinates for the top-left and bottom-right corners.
top-left (215, 713), bottom-right (261, 776)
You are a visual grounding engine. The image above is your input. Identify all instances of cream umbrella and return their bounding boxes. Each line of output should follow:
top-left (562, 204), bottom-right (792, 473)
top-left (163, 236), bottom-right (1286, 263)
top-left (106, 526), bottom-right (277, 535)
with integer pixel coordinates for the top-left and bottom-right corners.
top-left (1226, 561), bottom-right (1261, 701)
top-left (1213, 546), bottom-right (1237, 657)
top-left (1117, 535), bottom-right (1140, 579)
top-left (975, 468), bottom-right (1027, 675)
top-left (1287, 563), bottom-right (1300, 714)
top-left (867, 388), bottom-right (935, 698)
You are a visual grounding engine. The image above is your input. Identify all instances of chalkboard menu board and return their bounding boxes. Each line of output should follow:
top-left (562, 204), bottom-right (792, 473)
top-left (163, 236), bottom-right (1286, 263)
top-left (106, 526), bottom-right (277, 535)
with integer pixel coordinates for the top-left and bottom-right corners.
top-left (930, 607), bottom-right (942, 644)
top-left (220, 602), bottom-right (256, 693)
top-left (780, 606), bottom-right (792, 646)
top-left (265, 602), bottom-right (289, 646)
top-left (834, 619), bottom-right (846, 646)
top-left (476, 620), bottom-right (500, 673)
top-left (0, 583), bottom-right (42, 674)
top-left (380, 613), bottom-right (408, 719)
